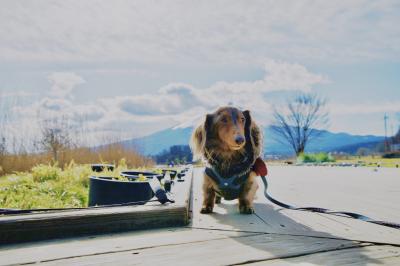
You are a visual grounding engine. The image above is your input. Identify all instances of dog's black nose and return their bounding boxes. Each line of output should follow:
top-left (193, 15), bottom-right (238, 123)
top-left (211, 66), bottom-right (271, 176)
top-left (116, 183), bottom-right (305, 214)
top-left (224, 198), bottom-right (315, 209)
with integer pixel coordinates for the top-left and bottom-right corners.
top-left (235, 136), bottom-right (245, 145)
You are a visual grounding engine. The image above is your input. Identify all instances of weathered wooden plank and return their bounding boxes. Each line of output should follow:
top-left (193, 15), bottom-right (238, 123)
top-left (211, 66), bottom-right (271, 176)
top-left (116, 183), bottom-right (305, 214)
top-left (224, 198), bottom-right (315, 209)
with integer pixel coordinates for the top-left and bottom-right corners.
top-left (259, 207), bottom-right (400, 245)
top-left (253, 166), bottom-right (400, 245)
top-left (0, 228), bottom-right (253, 266)
top-left (0, 168), bottom-right (193, 244)
top-left (265, 166), bottom-right (400, 221)
top-left (25, 233), bottom-right (364, 266)
top-left (191, 166), bottom-right (400, 245)
top-left (251, 244), bottom-right (400, 265)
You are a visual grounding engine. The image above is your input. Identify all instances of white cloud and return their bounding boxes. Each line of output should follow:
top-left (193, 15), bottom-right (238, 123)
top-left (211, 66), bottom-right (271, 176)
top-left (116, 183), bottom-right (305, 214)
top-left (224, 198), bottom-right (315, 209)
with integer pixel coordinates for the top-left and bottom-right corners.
top-left (47, 72), bottom-right (85, 98)
top-left (0, 91), bottom-right (35, 98)
top-left (98, 59), bottom-right (326, 130)
top-left (119, 83), bottom-right (207, 116)
top-left (5, 59), bottom-right (326, 146)
top-left (0, 1), bottom-right (399, 65)
top-left (330, 102), bottom-right (400, 115)
top-left (40, 97), bottom-right (72, 111)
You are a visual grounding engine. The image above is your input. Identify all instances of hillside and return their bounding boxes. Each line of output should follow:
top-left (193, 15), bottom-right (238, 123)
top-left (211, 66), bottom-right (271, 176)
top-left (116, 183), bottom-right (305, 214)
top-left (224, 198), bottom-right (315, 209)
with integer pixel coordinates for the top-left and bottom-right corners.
top-left (121, 126), bottom-right (384, 156)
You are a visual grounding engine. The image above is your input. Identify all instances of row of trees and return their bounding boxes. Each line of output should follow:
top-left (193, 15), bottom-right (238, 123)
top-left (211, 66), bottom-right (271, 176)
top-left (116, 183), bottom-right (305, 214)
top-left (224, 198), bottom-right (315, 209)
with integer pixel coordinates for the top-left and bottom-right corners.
top-left (154, 145), bottom-right (192, 165)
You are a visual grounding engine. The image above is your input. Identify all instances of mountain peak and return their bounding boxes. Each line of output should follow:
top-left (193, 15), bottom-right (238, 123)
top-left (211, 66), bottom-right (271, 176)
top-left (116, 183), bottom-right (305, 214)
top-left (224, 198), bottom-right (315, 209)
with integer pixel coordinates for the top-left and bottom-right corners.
top-left (124, 125), bottom-right (384, 156)
top-left (172, 115), bottom-right (202, 130)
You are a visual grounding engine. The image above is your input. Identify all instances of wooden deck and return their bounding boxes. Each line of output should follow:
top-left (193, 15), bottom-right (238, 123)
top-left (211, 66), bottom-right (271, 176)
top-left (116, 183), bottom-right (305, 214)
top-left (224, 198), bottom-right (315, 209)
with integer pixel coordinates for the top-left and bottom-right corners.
top-left (1, 166), bottom-right (400, 265)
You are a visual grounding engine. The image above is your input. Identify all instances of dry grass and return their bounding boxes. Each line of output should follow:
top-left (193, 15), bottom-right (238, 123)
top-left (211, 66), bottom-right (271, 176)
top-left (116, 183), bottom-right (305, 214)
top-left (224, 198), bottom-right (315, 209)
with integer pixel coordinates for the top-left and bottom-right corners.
top-left (265, 155), bottom-right (400, 168)
top-left (0, 143), bottom-right (154, 175)
top-left (0, 163), bottom-right (91, 209)
top-left (335, 156), bottom-right (400, 168)
top-left (0, 153), bottom-right (51, 175)
top-left (0, 154), bottom-right (155, 209)
top-left (0, 144), bottom-right (155, 208)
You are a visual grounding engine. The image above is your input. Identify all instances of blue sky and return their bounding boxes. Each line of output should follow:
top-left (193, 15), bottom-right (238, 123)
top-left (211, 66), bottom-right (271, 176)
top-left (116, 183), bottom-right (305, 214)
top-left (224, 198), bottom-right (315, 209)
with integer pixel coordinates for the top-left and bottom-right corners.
top-left (0, 1), bottom-right (399, 147)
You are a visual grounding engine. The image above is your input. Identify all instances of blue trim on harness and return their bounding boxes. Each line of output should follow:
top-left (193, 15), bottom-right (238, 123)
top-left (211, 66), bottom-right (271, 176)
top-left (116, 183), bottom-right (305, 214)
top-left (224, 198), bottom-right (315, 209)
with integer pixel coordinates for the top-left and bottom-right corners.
top-left (205, 167), bottom-right (249, 200)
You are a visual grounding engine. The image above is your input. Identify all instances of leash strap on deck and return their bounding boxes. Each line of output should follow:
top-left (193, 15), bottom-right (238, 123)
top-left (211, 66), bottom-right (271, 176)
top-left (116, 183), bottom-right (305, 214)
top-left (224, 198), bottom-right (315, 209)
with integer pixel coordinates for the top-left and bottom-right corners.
top-left (260, 175), bottom-right (400, 230)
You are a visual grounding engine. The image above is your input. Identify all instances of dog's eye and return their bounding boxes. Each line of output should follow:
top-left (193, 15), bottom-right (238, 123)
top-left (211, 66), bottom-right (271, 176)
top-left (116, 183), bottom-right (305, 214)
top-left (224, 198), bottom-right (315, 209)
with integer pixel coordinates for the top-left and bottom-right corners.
top-left (240, 117), bottom-right (245, 123)
top-left (221, 117), bottom-right (228, 123)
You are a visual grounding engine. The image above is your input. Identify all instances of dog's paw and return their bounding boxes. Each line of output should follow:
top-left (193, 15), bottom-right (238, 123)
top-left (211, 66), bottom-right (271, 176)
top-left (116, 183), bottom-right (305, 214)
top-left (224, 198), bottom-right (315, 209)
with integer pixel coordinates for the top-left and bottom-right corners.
top-left (200, 206), bottom-right (213, 214)
top-left (239, 206), bottom-right (254, 214)
top-left (215, 196), bottom-right (221, 204)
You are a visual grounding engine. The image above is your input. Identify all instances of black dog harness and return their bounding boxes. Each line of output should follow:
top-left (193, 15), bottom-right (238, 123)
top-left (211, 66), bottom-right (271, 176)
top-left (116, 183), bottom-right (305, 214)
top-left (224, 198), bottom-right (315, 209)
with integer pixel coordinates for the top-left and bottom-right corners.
top-left (205, 166), bottom-right (250, 200)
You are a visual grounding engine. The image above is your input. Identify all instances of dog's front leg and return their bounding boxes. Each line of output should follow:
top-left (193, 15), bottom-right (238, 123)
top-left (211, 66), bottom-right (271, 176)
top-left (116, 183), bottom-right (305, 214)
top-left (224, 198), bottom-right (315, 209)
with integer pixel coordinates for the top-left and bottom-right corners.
top-left (215, 196), bottom-right (221, 204)
top-left (239, 171), bottom-right (258, 214)
top-left (201, 174), bottom-right (216, 214)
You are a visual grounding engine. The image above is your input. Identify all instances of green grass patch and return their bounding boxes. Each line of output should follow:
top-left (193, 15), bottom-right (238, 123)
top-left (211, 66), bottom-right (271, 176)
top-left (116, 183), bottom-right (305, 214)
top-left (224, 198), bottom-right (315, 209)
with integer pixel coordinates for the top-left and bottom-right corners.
top-left (335, 156), bottom-right (400, 168)
top-left (297, 152), bottom-right (335, 163)
top-left (0, 162), bottom-right (92, 209)
top-left (0, 159), bottom-right (172, 209)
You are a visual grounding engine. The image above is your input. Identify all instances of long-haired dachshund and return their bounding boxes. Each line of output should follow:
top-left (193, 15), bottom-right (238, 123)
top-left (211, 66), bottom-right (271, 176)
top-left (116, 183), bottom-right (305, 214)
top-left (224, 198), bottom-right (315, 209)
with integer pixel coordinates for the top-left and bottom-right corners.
top-left (190, 106), bottom-right (263, 214)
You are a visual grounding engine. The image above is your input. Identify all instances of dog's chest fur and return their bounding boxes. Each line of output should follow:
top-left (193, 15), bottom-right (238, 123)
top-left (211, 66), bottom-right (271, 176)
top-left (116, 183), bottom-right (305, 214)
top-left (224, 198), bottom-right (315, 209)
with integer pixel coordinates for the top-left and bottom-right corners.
top-left (204, 144), bottom-right (255, 178)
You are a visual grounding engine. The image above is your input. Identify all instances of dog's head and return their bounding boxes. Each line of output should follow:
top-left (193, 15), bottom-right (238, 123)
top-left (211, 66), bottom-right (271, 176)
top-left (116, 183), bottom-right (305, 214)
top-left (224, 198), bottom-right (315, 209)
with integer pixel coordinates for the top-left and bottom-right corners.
top-left (190, 106), bottom-right (261, 160)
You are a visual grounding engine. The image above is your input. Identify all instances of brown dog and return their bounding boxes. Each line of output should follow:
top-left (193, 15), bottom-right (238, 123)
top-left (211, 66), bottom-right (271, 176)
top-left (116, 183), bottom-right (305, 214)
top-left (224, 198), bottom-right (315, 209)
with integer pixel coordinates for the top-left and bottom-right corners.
top-left (190, 106), bottom-right (262, 214)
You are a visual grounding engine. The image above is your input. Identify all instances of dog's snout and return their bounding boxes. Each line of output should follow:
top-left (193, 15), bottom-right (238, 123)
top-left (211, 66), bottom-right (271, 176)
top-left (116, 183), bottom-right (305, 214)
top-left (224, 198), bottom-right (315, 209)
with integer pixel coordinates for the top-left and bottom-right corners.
top-left (235, 135), bottom-right (245, 145)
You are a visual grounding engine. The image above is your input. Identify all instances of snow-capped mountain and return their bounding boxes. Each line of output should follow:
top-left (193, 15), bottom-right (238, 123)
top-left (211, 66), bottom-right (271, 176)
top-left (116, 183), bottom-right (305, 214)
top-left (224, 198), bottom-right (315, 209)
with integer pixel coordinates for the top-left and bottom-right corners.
top-left (119, 124), bottom-right (384, 156)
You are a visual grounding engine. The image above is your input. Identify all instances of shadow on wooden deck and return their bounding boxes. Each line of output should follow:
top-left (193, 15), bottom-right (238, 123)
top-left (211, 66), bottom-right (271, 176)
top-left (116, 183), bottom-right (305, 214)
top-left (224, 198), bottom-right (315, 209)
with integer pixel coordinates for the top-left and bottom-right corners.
top-left (211, 204), bottom-right (382, 265)
top-left (189, 167), bottom-right (399, 265)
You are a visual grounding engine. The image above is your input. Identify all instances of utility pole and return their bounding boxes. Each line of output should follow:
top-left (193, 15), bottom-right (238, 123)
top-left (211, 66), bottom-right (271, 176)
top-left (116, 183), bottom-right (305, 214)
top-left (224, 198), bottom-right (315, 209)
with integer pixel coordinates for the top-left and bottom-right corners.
top-left (384, 113), bottom-right (389, 152)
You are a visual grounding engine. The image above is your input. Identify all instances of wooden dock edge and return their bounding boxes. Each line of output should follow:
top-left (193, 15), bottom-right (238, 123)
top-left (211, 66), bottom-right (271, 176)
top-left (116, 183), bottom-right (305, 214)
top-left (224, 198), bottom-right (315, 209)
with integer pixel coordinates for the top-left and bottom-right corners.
top-left (0, 168), bottom-right (194, 245)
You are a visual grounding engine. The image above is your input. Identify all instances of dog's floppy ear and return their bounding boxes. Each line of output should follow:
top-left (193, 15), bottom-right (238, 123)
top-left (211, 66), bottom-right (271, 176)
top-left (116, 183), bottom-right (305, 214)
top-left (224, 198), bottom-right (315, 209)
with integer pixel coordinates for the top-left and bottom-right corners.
top-left (190, 114), bottom-right (213, 160)
top-left (243, 110), bottom-right (262, 155)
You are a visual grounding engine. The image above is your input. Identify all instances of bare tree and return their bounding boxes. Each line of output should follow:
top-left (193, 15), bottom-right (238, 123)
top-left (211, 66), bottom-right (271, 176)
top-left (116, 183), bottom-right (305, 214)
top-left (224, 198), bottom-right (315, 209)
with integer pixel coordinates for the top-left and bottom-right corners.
top-left (271, 93), bottom-right (329, 156)
top-left (39, 116), bottom-right (74, 162)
